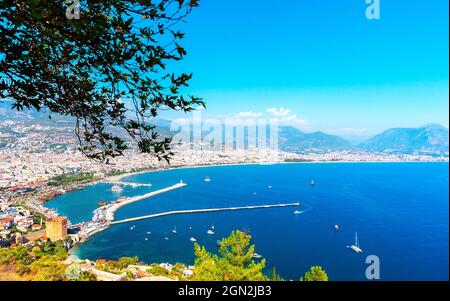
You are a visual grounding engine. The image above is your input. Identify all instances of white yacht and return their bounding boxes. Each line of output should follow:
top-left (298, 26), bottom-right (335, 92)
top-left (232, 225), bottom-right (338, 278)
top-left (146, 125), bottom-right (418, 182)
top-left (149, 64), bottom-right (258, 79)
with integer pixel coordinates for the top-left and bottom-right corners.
top-left (204, 176), bottom-right (211, 182)
top-left (349, 232), bottom-right (363, 253)
top-left (334, 224), bottom-right (339, 230)
top-left (111, 185), bottom-right (123, 192)
top-left (207, 229), bottom-right (215, 235)
top-left (252, 253), bottom-right (263, 259)
top-left (172, 226), bottom-right (177, 234)
top-left (190, 237), bottom-right (197, 242)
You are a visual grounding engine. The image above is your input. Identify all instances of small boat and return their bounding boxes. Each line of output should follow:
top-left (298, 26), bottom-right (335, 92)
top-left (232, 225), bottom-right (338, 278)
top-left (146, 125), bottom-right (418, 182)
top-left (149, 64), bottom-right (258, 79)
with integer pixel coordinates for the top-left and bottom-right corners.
top-left (146, 231), bottom-right (151, 235)
top-left (293, 210), bottom-right (301, 214)
top-left (216, 240), bottom-right (222, 246)
top-left (334, 224), bottom-right (339, 231)
top-left (172, 226), bottom-right (177, 234)
top-left (145, 238), bottom-right (148, 241)
top-left (97, 201), bottom-right (107, 207)
top-left (349, 232), bottom-right (363, 253)
top-left (204, 176), bottom-right (211, 182)
top-left (252, 253), bottom-right (263, 259)
top-left (190, 237), bottom-right (197, 242)
top-left (189, 226), bottom-right (192, 230)
top-left (111, 185), bottom-right (123, 192)
top-left (164, 237), bottom-right (169, 240)
top-left (211, 225), bottom-right (215, 230)
top-left (207, 229), bottom-right (215, 235)
top-left (310, 179), bottom-right (315, 187)
top-left (268, 185), bottom-right (272, 189)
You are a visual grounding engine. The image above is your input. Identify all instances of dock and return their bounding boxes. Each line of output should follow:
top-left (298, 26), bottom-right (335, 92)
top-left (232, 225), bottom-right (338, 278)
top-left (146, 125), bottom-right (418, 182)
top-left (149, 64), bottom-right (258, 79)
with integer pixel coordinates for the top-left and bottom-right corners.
top-left (113, 181), bottom-right (153, 187)
top-left (103, 182), bottom-right (187, 221)
top-left (110, 202), bottom-right (300, 225)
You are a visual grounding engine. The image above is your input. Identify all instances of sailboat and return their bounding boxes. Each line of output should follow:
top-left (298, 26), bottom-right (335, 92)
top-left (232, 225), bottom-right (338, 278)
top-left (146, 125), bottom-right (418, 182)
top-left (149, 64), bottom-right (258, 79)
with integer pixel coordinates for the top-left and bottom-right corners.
top-left (350, 232), bottom-right (363, 253)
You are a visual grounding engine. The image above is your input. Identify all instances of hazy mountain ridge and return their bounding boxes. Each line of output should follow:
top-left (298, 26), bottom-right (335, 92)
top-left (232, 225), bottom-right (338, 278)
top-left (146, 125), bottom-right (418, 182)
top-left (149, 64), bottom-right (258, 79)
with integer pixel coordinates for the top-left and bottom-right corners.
top-left (359, 124), bottom-right (449, 154)
top-left (278, 126), bottom-right (355, 152)
top-left (0, 102), bottom-right (448, 154)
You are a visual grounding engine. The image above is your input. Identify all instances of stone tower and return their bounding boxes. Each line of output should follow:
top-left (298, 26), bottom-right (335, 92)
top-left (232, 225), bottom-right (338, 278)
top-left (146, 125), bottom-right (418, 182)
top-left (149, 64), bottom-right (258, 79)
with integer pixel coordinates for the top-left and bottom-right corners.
top-left (46, 216), bottom-right (68, 242)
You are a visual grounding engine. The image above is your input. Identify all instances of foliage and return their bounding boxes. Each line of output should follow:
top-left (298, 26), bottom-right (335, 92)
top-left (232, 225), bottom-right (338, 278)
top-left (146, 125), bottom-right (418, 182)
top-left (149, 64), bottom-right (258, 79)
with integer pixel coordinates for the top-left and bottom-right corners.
top-left (0, 241), bottom-right (68, 280)
top-left (47, 172), bottom-right (98, 186)
top-left (117, 256), bottom-right (139, 268)
top-left (300, 266), bottom-right (328, 281)
top-left (29, 255), bottom-right (67, 281)
top-left (65, 263), bottom-right (98, 281)
top-left (35, 240), bottom-right (68, 260)
top-left (271, 266), bottom-right (283, 281)
top-left (0, 0), bottom-right (204, 161)
top-left (193, 230), bottom-right (268, 281)
top-left (79, 271), bottom-right (97, 281)
top-left (147, 264), bottom-right (170, 276)
top-left (95, 256), bottom-right (139, 274)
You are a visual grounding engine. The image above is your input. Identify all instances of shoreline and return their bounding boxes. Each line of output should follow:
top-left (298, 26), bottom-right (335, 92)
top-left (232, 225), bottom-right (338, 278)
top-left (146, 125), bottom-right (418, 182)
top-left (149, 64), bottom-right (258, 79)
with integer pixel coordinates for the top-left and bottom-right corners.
top-left (112, 159), bottom-right (449, 183)
top-left (33, 159), bottom-right (448, 211)
top-left (39, 159), bottom-right (448, 210)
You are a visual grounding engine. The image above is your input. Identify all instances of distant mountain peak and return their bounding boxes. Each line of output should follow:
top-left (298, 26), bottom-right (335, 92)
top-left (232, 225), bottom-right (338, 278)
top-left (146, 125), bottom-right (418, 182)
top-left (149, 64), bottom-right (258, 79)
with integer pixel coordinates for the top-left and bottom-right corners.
top-left (421, 123), bottom-right (448, 130)
top-left (360, 124), bottom-right (449, 154)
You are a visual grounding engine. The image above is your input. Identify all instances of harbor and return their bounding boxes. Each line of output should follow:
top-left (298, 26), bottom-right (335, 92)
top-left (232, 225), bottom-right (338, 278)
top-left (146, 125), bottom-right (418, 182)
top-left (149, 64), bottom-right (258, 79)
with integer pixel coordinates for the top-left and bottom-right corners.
top-left (72, 179), bottom-right (301, 243)
top-left (73, 181), bottom-right (188, 241)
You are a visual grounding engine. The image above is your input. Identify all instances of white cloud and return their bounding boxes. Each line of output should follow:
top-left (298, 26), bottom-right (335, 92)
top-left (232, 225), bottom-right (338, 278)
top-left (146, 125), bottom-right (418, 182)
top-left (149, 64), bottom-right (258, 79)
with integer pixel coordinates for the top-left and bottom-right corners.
top-left (266, 107), bottom-right (292, 117)
top-left (279, 114), bottom-right (307, 126)
top-left (265, 107), bottom-right (307, 128)
top-left (235, 111), bottom-right (263, 118)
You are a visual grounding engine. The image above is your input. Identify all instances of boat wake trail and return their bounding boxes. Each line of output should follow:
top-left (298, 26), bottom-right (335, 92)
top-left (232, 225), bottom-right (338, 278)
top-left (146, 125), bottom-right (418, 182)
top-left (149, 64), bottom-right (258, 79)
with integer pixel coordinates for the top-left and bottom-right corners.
top-left (295, 203), bottom-right (314, 214)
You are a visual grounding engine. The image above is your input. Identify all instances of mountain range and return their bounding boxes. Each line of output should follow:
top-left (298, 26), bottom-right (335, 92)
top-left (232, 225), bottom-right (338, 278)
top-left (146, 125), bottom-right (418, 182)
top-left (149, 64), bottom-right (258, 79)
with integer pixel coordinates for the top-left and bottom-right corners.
top-left (358, 123), bottom-right (449, 154)
top-left (0, 101), bottom-right (448, 155)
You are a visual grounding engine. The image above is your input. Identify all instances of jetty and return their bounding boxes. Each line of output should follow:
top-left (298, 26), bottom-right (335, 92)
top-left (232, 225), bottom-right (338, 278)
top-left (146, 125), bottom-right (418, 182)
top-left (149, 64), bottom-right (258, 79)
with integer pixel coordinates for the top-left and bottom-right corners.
top-left (102, 181), bottom-right (187, 221)
top-left (110, 202), bottom-right (300, 225)
top-left (113, 181), bottom-right (153, 187)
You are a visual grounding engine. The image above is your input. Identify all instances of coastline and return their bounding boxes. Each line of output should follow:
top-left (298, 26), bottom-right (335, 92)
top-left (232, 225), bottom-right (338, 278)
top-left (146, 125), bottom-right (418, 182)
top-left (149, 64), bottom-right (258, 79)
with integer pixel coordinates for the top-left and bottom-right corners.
top-left (112, 159), bottom-right (449, 183)
top-left (31, 159), bottom-right (449, 211)
top-left (38, 159), bottom-right (448, 211)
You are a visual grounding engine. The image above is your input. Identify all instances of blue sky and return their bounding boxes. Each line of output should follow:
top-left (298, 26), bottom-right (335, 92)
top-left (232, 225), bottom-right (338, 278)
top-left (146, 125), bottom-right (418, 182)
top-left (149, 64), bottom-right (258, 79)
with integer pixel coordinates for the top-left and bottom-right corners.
top-left (163, 0), bottom-right (449, 140)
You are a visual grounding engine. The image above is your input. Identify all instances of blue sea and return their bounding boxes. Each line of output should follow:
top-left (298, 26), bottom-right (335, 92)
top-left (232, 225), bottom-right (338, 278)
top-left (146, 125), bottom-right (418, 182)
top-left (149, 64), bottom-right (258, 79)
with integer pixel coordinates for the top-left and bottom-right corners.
top-left (45, 162), bottom-right (449, 280)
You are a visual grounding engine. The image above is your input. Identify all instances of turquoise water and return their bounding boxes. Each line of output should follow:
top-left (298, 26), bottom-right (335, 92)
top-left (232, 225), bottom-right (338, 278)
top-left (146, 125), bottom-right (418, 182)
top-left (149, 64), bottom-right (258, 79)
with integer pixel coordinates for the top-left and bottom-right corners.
top-left (46, 162), bottom-right (449, 280)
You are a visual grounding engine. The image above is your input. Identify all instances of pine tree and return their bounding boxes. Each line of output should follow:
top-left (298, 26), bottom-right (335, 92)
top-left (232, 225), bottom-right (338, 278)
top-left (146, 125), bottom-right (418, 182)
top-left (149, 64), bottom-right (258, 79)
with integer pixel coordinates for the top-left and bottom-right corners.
top-left (300, 266), bottom-right (328, 281)
top-left (193, 230), bottom-right (268, 281)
